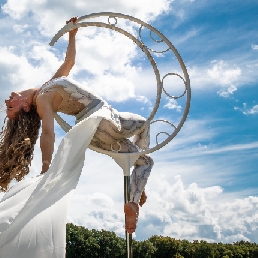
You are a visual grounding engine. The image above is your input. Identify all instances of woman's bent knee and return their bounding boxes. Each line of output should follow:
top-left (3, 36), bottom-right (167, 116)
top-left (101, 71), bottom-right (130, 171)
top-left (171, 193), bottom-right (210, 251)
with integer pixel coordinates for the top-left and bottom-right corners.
top-left (136, 154), bottom-right (154, 169)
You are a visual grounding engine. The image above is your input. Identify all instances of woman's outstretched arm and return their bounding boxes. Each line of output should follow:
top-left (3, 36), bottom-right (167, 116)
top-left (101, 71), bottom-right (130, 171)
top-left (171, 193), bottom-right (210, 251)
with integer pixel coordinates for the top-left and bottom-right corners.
top-left (36, 93), bottom-right (55, 174)
top-left (51, 16), bottom-right (78, 80)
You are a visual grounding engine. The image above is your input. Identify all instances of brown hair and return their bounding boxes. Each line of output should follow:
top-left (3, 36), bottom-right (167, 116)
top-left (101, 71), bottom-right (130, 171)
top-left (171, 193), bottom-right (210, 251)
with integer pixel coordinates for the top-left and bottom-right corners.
top-left (0, 105), bottom-right (41, 192)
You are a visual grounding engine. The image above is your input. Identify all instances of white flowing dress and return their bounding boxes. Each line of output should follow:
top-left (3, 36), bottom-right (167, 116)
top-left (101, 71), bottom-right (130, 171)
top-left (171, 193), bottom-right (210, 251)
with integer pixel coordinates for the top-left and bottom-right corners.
top-left (0, 78), bottom-right (122, 258)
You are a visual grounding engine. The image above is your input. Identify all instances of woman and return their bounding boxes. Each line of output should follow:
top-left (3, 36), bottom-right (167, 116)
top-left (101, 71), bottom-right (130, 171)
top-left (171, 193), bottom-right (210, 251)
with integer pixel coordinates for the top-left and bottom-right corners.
top-left (0, 17), bottom-right (153, 234)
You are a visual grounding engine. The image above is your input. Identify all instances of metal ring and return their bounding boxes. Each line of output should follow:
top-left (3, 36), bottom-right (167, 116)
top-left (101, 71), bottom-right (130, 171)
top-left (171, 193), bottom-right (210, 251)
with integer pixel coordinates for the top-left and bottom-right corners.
top-left (108, 16), bottom-right (117, 26)
top-left (110, 141), bottom-right (122, 152)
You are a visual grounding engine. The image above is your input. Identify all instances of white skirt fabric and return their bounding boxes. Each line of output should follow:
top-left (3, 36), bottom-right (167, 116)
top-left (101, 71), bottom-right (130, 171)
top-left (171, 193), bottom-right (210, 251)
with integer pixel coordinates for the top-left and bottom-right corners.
top-left (0, 107), bottom-right (115, 258)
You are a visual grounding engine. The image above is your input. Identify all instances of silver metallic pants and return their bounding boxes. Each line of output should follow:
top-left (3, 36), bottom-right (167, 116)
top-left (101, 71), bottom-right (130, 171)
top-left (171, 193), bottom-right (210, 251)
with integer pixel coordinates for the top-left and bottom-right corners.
top-left (90, 112), bottom-right (154, 204)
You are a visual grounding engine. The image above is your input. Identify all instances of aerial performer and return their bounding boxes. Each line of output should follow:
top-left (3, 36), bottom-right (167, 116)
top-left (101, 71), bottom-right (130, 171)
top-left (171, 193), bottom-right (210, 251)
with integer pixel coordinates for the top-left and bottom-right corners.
top-left (0, 16), bottom-right (153, 239)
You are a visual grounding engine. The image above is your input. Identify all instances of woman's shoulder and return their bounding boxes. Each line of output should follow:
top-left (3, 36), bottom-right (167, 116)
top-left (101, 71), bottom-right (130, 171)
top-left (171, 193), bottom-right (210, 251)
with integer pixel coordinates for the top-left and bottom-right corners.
top-left (39, 76), bottom-right (104, 102)
top-left (38, 76), bottom-right (67, 93)
top-left (35, 87), bottom-right (62, 113)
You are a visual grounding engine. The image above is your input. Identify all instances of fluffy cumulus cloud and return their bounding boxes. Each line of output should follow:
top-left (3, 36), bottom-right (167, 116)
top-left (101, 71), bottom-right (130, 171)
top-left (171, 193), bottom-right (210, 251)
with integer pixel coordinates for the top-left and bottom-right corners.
top-left (2, 0), bottom-right (173, 36)
top-left (217, 196), bottom-right (258, 243)
top-left (137, 176), bottom-right (224, 241)
top-left (67, 192), bottom-right (125, 236)
top-left (0, 0), bottom-right (175, 104)
top-left (75, 30), bottom-right (138, 76)
top-left (74, 30), bottom-right (140, 101)
top-left (1, 176), bottom-right (257, 243)
top-left (186, 60), bottom-right (245, 95)
top-left (164, 98), bottom-right (182, 112)
top-left (0, 45), bottom-right (60, 101)
top-left (65, 174), bottom-right (258, 242)
top-left (207, 60), bottom-right (241, 97)
top-left (84, 73), bottom-right (136, 102)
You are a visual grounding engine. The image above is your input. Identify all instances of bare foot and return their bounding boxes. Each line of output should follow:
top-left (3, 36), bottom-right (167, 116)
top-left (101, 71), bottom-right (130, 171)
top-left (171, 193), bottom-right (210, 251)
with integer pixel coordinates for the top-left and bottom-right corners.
top-left (139, 190), bottom-right (147, 207)
top-left (124, 202), bottom-right (139, 234)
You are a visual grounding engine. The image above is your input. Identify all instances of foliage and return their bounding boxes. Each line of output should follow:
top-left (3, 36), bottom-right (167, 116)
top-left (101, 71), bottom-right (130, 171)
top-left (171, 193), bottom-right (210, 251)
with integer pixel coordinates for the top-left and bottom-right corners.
top-left (132, 239), bottom-right (156, 258)
top-left (66, 223), bottom-right (258, 258)
top-left (148, 235), bottom-right (182, 258)
top-left (66, 223), bottom-right (126, 258)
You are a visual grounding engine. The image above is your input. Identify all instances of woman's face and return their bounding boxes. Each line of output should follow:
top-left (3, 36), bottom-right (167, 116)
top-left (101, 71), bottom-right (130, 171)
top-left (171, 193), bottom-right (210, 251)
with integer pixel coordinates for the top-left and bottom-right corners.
top-left (5, 92), bottom-right (25, 119)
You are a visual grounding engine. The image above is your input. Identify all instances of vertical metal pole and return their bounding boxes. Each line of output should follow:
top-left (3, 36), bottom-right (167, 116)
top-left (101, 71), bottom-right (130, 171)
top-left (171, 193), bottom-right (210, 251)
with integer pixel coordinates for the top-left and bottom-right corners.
top-left (124, 175), bottom-right (133, 258)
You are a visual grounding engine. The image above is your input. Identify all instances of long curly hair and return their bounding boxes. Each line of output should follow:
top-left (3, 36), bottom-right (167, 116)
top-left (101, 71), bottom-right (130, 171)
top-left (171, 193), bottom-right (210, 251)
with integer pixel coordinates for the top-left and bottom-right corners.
top-left (0, 105), bottom-right (41, 192)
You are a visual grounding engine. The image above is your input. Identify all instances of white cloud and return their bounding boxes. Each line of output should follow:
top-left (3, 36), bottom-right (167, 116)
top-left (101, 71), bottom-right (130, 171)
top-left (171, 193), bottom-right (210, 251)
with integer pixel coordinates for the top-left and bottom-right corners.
top-left (207, 60), bottom-right (241, 86)
top-left (217, 84), bottom-right (237, 97)
top-left (234, 103), bottom-right (258, 115)
top-left (67, 201), bottom-right (125, 237)
top-left (186, 57), bottom-right (258, 94)
top-left (207, 60), bottom-right (241, 97)
top-left (136, 95), bottom-right (153, 111)
top-left (0, 46), bottom-right (56, 96)
top-left (136, 175), bottom-right (258, 242)
top-left (75, 30), bottom-right (138, 76)
top-left (173, 28), bottom-right (198, 45)
top-left (164, 98), bottom-right (182, 112)
top-left (251, 44), bottom-right (258, 50)
top-left (248, 105), bottom-right (258, 114)
top-left (0, 23), bottom-right (144, 104)
top-left (1, 0), bottom-right (175, 104)
top-left (84, 74), bottom-right (136, 102)
top-left (65, 169), bottom-right (258, 242)
top-left (12, 24), bottom-right (28, 33)
top-left (154, 119), bottom-right (258, 161)
top-left (2, 0), bottom-right (173, 36)
top-left (72, 192), bottom-right (115, 208)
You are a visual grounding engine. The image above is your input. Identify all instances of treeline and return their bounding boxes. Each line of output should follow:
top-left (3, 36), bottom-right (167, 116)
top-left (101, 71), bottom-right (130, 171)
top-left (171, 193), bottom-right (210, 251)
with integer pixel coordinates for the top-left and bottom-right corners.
top-left (66, 223), bottom-right (258, 258)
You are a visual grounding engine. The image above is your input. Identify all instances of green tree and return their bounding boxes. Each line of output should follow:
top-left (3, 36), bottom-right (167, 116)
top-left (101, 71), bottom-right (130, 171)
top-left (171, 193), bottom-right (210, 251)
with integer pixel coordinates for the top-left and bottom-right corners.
top-left (66, 223), bottom-right (125, 258)
top-left (192, 240), bottom-right (213, 258)
top-left (132, 239), bottom-right (156, 258)
top-left (180, 239), bottom-right (194, 258)
top-left (149, 235), bottom-right (181, 258)
top-left (66, 223), bottom-right (258, 258)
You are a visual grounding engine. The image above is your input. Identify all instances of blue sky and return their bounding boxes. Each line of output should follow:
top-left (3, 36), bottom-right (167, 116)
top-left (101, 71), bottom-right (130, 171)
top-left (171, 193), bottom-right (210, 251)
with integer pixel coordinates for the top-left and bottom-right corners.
top-left (0, 0), bottom-right (257, 243)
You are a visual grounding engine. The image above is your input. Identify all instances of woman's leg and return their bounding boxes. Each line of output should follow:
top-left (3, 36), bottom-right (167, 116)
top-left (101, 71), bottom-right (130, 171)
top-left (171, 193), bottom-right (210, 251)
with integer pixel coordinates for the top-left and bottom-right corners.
top-left (119, 112), bottom-right (153, 204)
top-left (90, 113), bottom-right (154, 233)
top-left (90, 112), bottom-right (153, 200)
top-left (129, 154), bottom-right (153, 203)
